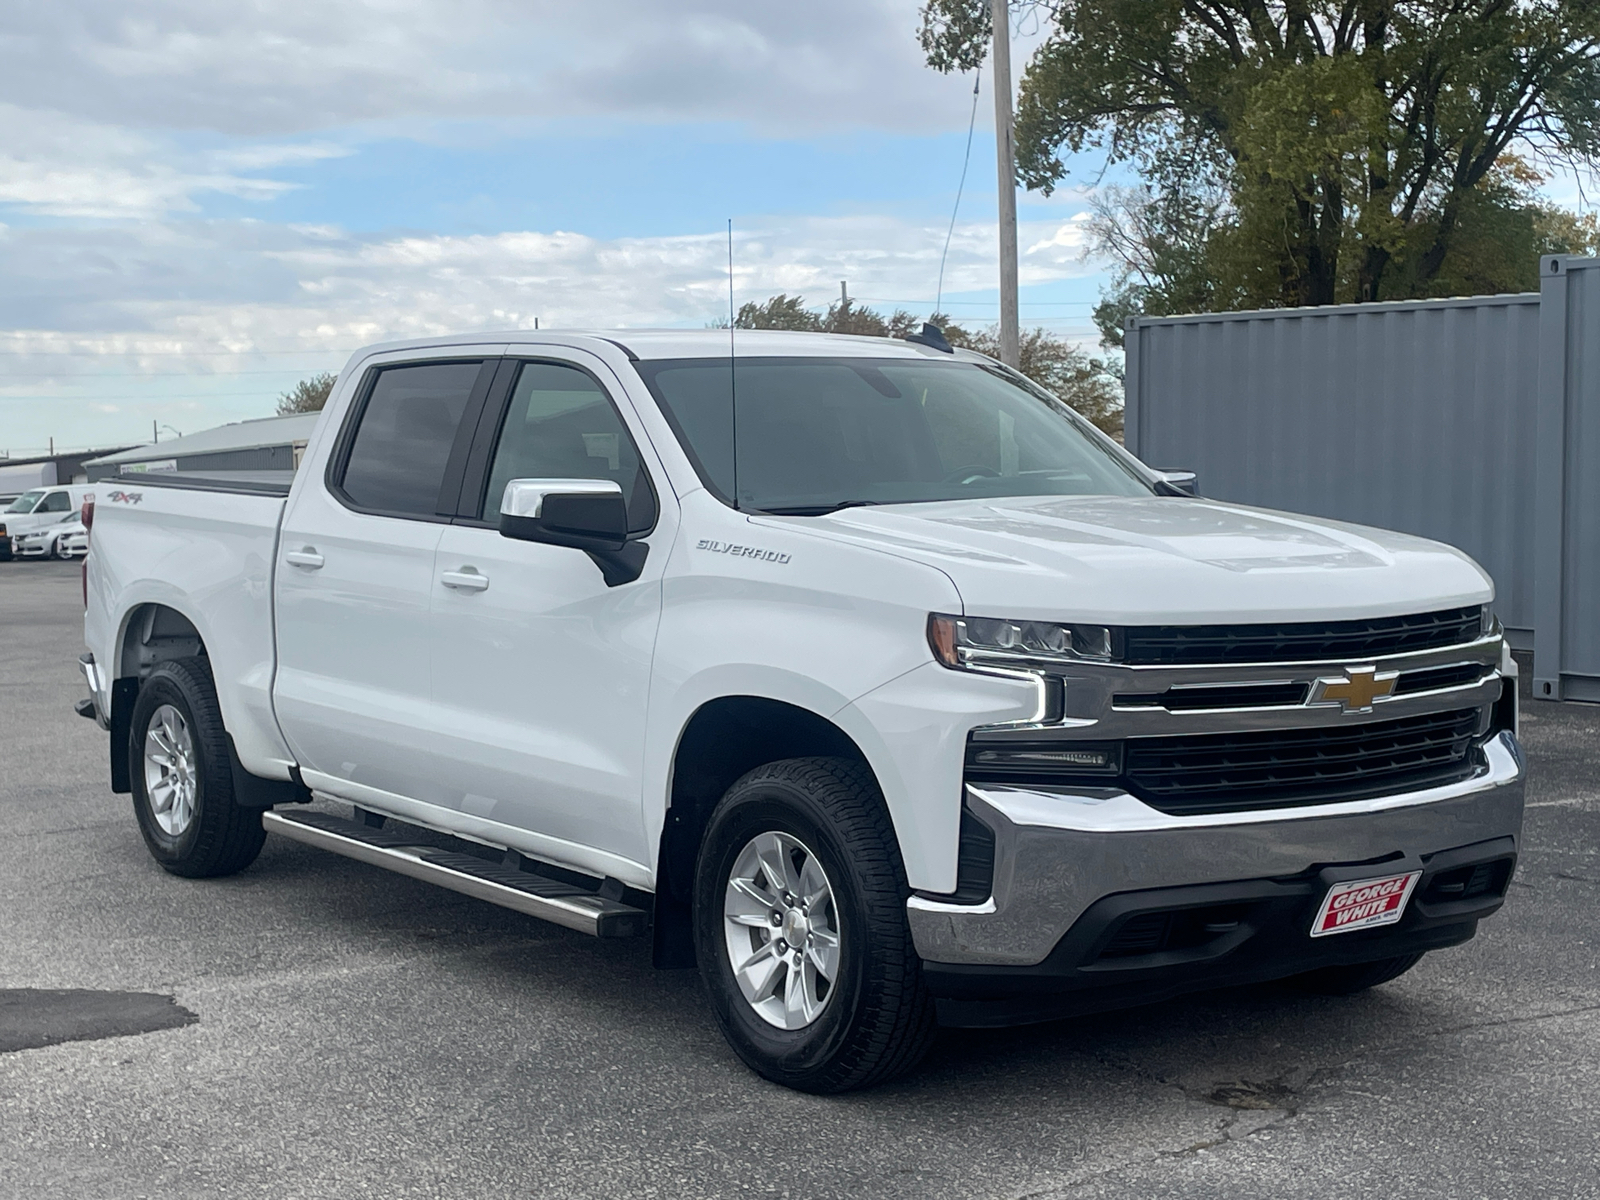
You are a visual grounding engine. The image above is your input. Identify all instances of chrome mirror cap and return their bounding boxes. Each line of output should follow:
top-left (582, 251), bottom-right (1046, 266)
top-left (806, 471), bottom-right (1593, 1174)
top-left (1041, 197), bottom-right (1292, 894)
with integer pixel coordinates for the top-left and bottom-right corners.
top-left (500, 477), bottom-right (623, 519)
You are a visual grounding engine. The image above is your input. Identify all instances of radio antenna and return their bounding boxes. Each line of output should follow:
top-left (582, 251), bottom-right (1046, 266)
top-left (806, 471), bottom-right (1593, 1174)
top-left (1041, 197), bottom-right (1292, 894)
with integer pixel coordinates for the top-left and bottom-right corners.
top-left (728, 217), bottom-right (740, 510)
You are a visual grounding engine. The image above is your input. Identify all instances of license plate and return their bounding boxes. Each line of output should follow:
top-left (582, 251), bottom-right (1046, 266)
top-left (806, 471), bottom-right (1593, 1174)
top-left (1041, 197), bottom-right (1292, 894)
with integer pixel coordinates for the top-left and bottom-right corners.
top-left (1309, 871), bottom-right (1422, 938)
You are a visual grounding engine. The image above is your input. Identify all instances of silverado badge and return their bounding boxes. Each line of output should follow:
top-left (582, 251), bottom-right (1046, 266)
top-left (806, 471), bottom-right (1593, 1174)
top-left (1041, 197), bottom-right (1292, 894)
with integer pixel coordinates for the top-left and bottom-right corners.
top-left (1312, 666), bottom-right (1399, 713)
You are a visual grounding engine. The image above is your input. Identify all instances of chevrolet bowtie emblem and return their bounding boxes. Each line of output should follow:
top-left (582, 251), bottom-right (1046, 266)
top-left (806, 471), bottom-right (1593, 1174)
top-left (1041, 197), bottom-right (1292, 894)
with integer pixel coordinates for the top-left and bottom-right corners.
top-left (1313, 666), bottom-right (1399, 713)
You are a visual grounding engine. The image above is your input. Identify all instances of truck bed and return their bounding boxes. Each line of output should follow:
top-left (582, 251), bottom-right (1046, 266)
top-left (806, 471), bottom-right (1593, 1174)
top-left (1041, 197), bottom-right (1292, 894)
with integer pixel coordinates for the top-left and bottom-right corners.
top-left (83, 474), bottom-right (298, 780)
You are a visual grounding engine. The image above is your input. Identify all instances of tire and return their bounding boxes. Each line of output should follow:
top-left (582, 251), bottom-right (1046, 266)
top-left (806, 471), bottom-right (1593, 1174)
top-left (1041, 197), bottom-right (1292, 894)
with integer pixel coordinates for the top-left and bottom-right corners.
top-left (1290, 952), bottom-right (1424, 995)
top-left (693, 756), bottom-right (935, 1093)
top-left (46, 538), bottom-right (60, 560)
top-left (128, 656), bottom-right (266, 878)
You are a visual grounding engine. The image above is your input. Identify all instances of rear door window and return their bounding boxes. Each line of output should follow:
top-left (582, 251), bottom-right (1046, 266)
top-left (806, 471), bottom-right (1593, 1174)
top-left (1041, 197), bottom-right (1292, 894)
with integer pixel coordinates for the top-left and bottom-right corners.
top-left (337, 361), bottom-right (488, 518)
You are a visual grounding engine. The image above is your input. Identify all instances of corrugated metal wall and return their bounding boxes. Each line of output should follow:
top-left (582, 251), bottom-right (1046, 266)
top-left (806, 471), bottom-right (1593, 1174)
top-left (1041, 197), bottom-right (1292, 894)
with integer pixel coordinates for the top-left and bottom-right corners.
top-left (1125, 292), bottom-right (1542, 639)
top-left (1534, 257), bottom-right (1600, 702)
top-left (1125, 257), bottom-right (1600, 698)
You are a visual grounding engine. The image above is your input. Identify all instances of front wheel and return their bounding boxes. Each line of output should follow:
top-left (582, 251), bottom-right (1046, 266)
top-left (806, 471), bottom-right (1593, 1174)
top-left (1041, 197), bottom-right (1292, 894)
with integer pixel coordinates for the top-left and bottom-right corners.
top-left (693, 757), bottom-right (935, 1093)
top-left (129, 656), bottom-right (265, 878)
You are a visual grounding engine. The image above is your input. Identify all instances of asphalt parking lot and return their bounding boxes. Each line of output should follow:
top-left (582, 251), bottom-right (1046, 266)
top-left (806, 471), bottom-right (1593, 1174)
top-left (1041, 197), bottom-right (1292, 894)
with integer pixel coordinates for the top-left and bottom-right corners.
top-left (2, 558), bottom-right (1597, 1200)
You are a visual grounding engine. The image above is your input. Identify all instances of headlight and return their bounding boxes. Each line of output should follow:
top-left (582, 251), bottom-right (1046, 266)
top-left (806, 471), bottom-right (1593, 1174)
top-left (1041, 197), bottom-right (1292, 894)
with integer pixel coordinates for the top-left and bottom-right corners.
top-left (927, 612), bottom-right (1121, 669)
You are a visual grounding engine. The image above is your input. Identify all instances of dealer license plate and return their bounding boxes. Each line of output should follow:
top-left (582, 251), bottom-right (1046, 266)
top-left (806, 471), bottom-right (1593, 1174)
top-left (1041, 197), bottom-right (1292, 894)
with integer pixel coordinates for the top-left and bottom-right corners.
top-left (1309, 871), bottom-right (1422, 938)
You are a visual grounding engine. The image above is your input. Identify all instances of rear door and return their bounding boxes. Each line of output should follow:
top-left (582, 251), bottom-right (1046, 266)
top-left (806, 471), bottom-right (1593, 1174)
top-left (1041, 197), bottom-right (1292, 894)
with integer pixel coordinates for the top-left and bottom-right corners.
top-left (426, 352), bottom-right (670, 871)
top-left (274, 354), bottom-right (501, 803)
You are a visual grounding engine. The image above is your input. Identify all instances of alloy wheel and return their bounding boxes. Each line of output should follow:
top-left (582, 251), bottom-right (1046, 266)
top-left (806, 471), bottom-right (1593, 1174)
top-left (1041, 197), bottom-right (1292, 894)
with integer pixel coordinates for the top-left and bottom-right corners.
top-left (722, 831), bottom-right (841, 1030)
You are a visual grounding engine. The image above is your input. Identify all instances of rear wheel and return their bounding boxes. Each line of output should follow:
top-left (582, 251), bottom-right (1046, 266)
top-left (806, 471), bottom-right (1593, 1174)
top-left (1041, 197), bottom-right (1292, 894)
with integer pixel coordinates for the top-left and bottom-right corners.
top-left (1291, 952), bottom-right (1424, 995)
top-left (693, 757), bottom-right (935, 1093)
top-left (129, 656), bottom-right (265, 878)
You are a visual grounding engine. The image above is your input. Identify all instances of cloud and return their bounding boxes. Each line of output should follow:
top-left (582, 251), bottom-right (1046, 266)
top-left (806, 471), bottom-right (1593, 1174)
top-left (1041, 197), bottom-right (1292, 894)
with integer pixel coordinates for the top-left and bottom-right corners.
top-left (0, 210), bottom-right (1099, 358)
top-left (0, 104), bottom-right (319, 218)
top-left (0, 1), bottom-right (985, 138)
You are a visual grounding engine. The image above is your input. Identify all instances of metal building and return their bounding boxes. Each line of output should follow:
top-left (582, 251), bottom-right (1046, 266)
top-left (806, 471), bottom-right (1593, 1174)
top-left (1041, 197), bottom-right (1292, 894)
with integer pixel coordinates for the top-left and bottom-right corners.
top-left (83, 413), bottom-right (319, 485)
top-left (1124, 255), bottom-right (1597, 701)
top-left (0, 447), bottom-right (139, 504)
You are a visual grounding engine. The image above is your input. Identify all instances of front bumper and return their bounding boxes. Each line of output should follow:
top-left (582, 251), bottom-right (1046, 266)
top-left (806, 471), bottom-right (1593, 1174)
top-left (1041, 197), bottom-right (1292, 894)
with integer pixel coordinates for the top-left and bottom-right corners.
top-left (909, 731), bottom-right (1524, 1016)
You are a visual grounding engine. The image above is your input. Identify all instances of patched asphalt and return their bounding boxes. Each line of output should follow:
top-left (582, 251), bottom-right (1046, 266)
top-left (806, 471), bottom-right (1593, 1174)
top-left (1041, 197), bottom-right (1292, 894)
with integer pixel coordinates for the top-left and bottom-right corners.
top-left (2, 559), bottom-right (1596, 1199)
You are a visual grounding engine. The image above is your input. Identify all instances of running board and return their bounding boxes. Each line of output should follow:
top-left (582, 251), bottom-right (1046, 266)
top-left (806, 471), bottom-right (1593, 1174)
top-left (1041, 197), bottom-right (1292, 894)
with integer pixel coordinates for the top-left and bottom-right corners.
top-left (262, 809), bottom-right (647, 938)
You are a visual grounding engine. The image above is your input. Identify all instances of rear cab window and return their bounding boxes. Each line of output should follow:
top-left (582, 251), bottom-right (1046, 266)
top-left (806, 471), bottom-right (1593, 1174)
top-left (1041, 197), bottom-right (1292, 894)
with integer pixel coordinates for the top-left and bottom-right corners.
top-left (331, 360), bottom-right (494, 519)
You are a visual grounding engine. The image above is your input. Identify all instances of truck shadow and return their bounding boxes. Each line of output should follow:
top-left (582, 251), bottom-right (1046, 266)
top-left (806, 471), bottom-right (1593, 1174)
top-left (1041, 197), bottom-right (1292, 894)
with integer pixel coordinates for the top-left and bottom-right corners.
top-left (249, 832), bottom-right (1445, 1115)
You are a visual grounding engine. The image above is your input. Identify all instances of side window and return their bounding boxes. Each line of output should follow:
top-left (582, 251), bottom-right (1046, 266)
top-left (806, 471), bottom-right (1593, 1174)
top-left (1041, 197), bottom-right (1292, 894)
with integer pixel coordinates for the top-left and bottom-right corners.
top-left (480, 362), bottom-right (655, 530)
top-left (38, 491), bottom-right (72, 513)
top-left (339, 361), bottom-right (483, 517)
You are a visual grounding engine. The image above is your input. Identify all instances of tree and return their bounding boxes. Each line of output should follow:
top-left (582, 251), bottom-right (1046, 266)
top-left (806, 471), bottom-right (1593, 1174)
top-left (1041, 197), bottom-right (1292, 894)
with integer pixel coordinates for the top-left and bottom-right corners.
top-left (920, 1), bottom-right (1600, 317)
top-left (730, 293), bottom-right (923, 337)
top-left (276, 372), bottom-right (336, 415)
top-left (939, 316), bottom-right (1126, 436)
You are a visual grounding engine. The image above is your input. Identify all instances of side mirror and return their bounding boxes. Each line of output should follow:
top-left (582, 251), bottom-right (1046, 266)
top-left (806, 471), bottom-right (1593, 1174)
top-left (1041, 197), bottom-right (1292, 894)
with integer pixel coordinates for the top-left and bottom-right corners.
top-left (1152, 469), bottom-right (1199, 497)
top-left (499, 478), bottom-right (629, 551)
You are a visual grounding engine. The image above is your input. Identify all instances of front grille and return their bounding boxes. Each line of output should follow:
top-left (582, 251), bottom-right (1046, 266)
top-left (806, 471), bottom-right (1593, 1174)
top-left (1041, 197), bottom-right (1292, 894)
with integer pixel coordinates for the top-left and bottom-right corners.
top-left (1123, 708), bottom-right (1484, 815)
top-left (1395, 662), bottom-right (1489, 695)
top-left (1115, 682), bottom-right (1310, 711)
top-left (1123, 606), bottom-right (1484, 666)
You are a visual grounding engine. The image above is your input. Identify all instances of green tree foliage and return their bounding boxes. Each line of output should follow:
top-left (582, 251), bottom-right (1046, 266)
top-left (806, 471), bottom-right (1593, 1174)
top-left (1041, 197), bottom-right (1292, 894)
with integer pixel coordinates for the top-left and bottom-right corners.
top-left (730, 292), bottom-right (923, 337)
top-left (729, 292), bottom-right (1125, 436)
top-left (276, 371), bottom-right (337, 415)
top-left (920, 1), bottom-right (1600, 329)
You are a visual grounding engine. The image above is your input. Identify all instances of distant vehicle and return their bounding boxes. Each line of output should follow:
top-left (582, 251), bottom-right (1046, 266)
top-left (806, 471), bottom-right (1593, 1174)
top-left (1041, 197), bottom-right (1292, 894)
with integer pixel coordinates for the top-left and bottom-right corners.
top-left (4, 485), bottom-right (96, 554)
top-left (18, 512), bottom-right (87, 559)
top-left (58, 520), bottom-right (90, 559)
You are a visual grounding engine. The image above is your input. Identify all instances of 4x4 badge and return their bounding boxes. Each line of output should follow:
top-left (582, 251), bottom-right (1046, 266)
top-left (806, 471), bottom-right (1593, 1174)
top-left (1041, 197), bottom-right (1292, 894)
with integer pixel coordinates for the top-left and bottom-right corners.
top-left (1312, 666), bottom-right (1399, 713)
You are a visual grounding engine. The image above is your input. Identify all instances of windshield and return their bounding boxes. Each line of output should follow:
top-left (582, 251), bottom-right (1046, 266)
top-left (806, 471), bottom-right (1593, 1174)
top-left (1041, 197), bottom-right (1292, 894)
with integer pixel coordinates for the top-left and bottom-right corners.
top-left (637, 356), bottom-right (1150, 512)
top-left (5, 490), bottom-right (44, 514)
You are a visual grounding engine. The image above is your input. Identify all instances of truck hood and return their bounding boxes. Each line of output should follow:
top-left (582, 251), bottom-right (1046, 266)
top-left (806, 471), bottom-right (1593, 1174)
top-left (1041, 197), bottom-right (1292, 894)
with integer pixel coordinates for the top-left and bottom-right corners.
top-left (771, 495), bottom-right (1492, 624)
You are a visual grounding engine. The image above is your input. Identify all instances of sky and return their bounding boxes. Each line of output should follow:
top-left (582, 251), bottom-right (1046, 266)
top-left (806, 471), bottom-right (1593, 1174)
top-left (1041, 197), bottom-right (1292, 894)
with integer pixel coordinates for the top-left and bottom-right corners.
top-left (0, 0), bottom-right (1112, 456)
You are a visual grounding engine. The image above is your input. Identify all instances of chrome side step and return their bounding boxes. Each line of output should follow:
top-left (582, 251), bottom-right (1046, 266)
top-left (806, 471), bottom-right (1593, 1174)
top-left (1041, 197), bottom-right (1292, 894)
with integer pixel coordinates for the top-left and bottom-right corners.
top-left (262, 809), bottom-right (648, 938)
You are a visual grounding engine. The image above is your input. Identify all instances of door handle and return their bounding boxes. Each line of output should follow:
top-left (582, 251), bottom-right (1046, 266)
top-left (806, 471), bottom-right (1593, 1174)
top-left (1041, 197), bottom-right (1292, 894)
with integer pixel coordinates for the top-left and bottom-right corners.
top-left (441, 568), bottom-right (490, 592)
top-left (285, 547), bottom-right (324, 569)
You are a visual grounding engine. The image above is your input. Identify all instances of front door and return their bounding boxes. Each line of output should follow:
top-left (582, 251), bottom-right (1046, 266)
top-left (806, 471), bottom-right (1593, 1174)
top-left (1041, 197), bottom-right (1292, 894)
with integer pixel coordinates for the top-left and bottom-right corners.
top-left (273, 356), bottom-right (496, 803)
top-left (428, 355), bottom-right (668, 873)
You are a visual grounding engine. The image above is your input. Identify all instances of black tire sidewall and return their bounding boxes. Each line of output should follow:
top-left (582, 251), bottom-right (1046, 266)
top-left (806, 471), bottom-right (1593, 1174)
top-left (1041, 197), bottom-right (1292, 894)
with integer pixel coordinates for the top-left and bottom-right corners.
top-left (693, 779), bottom-right (876, 1086)
top-left (129, 667), bottom-right (217, 867)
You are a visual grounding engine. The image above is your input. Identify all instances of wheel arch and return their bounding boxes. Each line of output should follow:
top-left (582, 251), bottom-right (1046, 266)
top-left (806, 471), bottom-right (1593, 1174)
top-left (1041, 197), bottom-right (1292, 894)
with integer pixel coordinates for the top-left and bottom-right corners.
top-left (106, 603), bottom-right (207, 794)
top-left (106, 603), bottom-right (306, 810)
top-left (652, 695), bottom-right (880, 969)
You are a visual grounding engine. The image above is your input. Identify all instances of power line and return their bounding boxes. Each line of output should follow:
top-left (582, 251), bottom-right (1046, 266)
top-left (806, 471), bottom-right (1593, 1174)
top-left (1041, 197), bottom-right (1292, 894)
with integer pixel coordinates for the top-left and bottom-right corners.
top-left (936, 69), bottom-right (983, 319)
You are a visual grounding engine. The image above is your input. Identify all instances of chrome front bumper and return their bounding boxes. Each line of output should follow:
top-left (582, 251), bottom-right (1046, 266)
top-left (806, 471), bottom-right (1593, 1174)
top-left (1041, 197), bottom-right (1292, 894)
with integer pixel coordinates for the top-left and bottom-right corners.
top-left (907, 731), bottom-right (1525, 967)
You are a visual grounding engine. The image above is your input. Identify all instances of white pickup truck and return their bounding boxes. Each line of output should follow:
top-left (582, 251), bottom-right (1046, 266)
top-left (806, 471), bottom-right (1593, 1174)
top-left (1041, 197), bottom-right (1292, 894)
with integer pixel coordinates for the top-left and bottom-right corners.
top-left (79, 328), bottom-right (1524, 1092)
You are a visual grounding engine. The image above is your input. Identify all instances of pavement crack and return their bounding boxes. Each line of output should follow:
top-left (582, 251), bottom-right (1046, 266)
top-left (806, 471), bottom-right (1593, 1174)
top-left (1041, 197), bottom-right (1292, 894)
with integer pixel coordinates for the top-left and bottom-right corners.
top-left (1435, 1000), bottom-right (1600, 1037)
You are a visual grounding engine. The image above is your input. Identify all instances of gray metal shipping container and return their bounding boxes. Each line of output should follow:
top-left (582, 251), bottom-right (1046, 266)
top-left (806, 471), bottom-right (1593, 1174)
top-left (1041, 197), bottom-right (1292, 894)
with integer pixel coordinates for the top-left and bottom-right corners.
top-left (1535, 256), bottom-right (1600, 702)
top-left (1124, 257), bottom-right (1600, 699)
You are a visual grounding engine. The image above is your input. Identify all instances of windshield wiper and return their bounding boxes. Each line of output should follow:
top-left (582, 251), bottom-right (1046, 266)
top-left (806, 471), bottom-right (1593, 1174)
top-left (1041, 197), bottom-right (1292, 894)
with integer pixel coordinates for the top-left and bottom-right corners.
top-left (756, 500), bottom-right (885, 516)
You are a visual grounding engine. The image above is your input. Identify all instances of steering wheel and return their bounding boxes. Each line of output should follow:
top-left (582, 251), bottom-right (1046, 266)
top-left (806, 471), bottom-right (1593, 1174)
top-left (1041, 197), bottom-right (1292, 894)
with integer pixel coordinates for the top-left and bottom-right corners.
top-left (943, 464), bottom-right (1000, 485)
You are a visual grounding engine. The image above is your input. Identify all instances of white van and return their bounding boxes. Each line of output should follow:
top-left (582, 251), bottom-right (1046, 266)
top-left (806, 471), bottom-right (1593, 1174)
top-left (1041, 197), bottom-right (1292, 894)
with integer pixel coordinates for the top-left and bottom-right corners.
top-left (3, 485), bottom-right (96, 557)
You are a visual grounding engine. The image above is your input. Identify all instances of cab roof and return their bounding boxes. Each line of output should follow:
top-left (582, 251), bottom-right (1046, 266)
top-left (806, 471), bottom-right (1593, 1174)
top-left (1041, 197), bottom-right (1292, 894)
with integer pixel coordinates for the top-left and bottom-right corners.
top-left (350, 327), bottom-right (991, 364)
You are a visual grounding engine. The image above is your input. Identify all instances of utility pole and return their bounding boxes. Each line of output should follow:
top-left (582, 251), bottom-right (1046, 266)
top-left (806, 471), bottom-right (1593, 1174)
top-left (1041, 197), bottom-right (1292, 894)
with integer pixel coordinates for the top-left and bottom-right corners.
top-left (991, 0), bottom-right (1019, 367)
top-left (153, 420), bottom-right (159, 444)
top-left (840, 280), bottom-right (849, 307)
